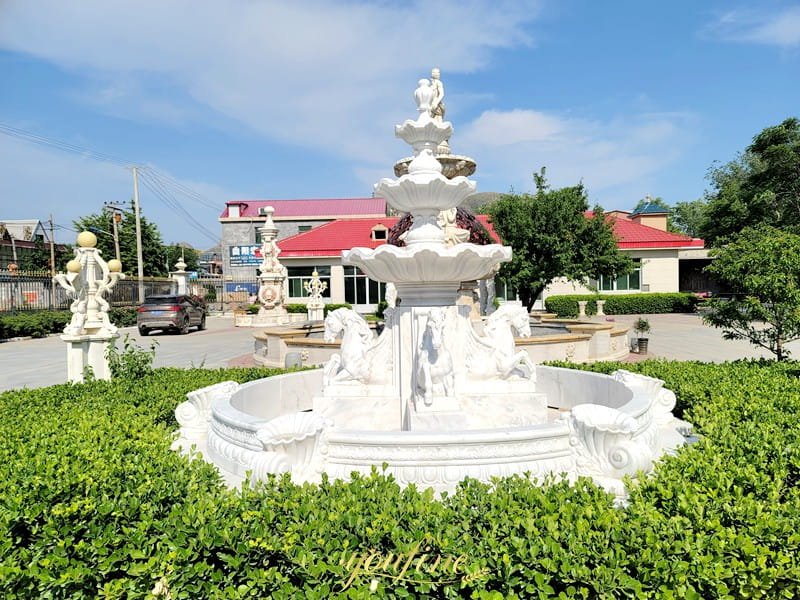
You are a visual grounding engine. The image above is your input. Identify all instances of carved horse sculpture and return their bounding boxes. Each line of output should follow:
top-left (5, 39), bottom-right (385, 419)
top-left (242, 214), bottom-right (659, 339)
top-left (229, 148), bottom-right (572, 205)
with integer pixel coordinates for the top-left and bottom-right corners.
top-left (323, 308), bottom-right (374, 383)
top-left (483, 303), bottom-right (536, 379)
top-left (416, 308), bottom-right (454, 406)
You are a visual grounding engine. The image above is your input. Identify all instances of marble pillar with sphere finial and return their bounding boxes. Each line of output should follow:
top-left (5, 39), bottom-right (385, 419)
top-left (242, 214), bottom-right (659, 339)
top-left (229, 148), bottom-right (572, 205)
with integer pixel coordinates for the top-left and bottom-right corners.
top-left (53, 231), bottom-right (125, 382)
top-left (171, 255), bottom-right (189, 295)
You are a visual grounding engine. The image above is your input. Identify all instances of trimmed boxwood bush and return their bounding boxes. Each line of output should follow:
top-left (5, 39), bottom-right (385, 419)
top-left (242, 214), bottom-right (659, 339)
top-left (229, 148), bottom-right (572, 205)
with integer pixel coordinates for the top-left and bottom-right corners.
top-left (0, 308), bottom-right (138, 339)
top-left (1, 361), bottom-right (800, 597)
top-left (285, 302), bottom-right (353, 316)
top-left (545, 292), bottom-right (700, 317)
top-left (0, 310), bottom-right (70, 339)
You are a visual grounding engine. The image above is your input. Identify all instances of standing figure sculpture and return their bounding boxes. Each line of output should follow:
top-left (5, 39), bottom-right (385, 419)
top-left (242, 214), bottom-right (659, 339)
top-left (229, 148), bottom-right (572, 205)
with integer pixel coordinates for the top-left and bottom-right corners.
top-left (429, 68), bottom-right (445, 122)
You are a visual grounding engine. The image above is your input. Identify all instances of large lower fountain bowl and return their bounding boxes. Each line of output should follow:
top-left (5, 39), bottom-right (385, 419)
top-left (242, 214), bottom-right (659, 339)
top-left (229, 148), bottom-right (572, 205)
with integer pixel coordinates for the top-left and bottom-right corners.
top-left (174, 366), bottom-right (690, 497)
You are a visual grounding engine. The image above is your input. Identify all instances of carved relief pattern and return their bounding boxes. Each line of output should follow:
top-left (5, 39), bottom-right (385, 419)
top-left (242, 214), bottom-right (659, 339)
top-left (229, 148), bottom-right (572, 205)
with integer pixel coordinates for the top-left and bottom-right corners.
top-left (172, 381), bottom-right (239, 452)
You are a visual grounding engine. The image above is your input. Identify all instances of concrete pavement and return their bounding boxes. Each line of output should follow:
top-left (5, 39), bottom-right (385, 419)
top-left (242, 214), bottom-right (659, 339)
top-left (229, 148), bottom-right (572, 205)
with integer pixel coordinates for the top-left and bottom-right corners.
top-left (0, 312), bottom-right (794, 392)
top-left (610, 313), bottom-right (800, 362)
top-left (0, 316), bottom-right (255, 392)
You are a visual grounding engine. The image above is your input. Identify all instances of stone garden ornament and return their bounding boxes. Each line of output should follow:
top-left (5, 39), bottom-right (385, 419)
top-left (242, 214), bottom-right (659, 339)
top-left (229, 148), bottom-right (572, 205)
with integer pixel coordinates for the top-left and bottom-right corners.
top-left (53, 231), bottom-right (124, 382)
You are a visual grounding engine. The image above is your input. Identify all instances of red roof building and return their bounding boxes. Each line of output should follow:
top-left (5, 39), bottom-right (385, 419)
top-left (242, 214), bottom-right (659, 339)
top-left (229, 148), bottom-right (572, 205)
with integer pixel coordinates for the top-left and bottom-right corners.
top-left (278, 215), bottom-right (500, 258)
top-left (219, 198), bottom-right (711, 309)
top-left (220, 198), bottom-right (386, 220)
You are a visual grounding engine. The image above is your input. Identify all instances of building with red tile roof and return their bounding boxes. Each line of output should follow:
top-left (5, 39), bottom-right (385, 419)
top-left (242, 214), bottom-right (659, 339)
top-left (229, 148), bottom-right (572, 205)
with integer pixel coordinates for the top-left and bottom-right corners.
top-left (219, 197), bottom-right (387, 275)
top-left (218, 197), bottom-right (710, 311)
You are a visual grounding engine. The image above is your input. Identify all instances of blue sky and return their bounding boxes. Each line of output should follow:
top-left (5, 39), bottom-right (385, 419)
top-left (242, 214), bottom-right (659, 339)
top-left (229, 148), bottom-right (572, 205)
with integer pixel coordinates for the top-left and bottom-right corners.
top-left (1, 0), bottom-right (798, 248)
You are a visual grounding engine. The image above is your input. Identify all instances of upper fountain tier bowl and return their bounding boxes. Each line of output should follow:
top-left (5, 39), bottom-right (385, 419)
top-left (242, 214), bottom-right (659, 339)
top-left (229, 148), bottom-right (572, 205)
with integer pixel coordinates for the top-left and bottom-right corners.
top-left (394, 154), bottom-right (477, 179)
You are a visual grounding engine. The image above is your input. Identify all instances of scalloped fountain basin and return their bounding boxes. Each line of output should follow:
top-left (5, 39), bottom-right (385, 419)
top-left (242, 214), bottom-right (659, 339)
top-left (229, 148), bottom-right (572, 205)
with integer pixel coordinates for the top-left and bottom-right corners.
top-left (173, 365), bottom-right (689, 496)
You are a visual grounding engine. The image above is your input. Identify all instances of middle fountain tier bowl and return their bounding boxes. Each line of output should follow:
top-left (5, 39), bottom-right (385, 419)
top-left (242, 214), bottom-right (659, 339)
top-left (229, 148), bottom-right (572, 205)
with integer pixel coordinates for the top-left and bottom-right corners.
top-left (343, 243), bottom-right (511, 290)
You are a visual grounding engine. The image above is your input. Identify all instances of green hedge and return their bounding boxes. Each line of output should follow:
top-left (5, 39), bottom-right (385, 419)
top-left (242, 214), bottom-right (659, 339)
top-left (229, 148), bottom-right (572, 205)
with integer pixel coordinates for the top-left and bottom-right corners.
top-left (0, 308), bottom-right (138, 339)
top-left (1, 361), bottom-right (799, 597)
top-left (284, 302), bottom-right (352, 315)
top-left (545, 292), bottom-right (700, 317)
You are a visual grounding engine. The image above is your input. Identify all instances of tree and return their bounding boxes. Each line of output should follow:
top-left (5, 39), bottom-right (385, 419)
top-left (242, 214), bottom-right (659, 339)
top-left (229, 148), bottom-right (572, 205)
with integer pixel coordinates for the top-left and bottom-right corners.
top-left (164, 244), bottom-right (200, 273)
top-left (485, 170), bottom-right (633, 311)
top-left (18, 236), bottom-right (71, 272)
top-left (73, 204), bottom-right (168, 276)
top-left (702, 226), bottom-right (800, 361)
top-left (701, 117), bottom-right (800, 245)
top-left (671, 198), bottom-right (708, 238)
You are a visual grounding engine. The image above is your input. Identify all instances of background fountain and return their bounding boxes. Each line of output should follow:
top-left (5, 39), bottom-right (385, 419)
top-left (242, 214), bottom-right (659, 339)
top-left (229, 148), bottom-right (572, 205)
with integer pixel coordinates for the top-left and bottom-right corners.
top-left (175, 71), bottom-right (689, 497)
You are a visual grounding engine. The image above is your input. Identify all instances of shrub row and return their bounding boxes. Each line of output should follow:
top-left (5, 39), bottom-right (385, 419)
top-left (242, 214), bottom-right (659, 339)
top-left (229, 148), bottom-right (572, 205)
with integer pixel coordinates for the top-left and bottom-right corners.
top-left (1, 361), bottom-right (799, 597)
top-left (0, 308), bottom-right (138, 339)
top-left (284, 302), bottom-right (352, 315)
top-left (545, 292), bottom-right (700, 317)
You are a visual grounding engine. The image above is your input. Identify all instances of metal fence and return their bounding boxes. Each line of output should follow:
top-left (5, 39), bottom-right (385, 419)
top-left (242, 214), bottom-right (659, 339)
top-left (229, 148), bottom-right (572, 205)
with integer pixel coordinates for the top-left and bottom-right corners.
top-left (0, 270), bottom-right (260, 312)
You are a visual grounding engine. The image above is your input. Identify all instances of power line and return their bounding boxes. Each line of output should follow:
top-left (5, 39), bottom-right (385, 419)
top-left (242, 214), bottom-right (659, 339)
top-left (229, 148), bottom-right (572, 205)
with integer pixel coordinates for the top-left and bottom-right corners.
top-left (0, 122), bottom-right (132, 168)
top-left (0, 122), bottom-right (223, 242)
top-left (137, 170), bottom-right (219, 243)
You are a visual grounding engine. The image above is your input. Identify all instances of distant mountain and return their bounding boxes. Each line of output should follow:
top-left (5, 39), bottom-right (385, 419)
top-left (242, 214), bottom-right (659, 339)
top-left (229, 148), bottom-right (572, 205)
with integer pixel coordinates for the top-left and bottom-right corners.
top-left (462, 192), bottom-right (503, 213)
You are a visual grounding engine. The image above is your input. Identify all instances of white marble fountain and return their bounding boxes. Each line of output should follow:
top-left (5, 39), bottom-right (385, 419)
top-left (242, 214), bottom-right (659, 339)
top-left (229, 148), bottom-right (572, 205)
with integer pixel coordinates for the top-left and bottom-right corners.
top-left (174, 73), bottom-right (689, 496)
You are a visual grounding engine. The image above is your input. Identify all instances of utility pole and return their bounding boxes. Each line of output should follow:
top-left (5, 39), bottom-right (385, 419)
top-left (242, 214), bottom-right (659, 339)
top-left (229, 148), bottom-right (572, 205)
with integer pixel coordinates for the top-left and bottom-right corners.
top-left (111, 210), bottom-right (121, 262)
top-left (48, 214), bottom-right (56, 277)
top-left (48, 214), bottom-right (56, 309)
top-left (132, 166), bottom-right (145, 304)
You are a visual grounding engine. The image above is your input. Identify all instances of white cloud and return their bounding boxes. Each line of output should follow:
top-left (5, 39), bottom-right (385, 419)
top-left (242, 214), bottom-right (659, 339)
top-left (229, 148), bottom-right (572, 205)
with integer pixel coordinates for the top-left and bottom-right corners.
top-left (457, 109), bottom-right (695, 201)
top-left (0, 1), bottom-right (698, 216)
top-left (704, 7), bottom-right (800, 47)
top-left (0, 0), bottom-right (541, 169)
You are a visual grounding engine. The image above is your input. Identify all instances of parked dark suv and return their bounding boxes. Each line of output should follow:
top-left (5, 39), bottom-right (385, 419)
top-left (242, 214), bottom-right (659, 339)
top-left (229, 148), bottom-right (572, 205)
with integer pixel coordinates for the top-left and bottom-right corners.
top-left (137, 294), bottom-right (207, 335)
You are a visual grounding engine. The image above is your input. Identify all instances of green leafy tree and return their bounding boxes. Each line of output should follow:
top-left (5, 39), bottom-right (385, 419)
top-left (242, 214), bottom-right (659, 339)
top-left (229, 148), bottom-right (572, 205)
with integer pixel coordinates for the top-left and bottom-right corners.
top-left (702, 226), bottom-right (800, 360)
top-left (672, 199), bottom-right (708, 238)
top-left (701, 117), bottom-right (800, 245)
top-left (164, 244), bottom-right (200, 273)
top-left (485, 169), bottom-right (633, 311)
top-left (18, 237), bottom-right (72, 272)
top-left (74, 204), bottom-right (167, 276)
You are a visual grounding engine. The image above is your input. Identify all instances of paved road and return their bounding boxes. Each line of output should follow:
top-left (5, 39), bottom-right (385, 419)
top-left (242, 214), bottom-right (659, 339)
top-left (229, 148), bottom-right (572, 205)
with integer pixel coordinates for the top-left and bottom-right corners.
top-left (1, 312), bottom-right (796, 392)
top-left (0, 316), bottom-right (256, 392)
top-left (611, 313), bottom-right (800, 362)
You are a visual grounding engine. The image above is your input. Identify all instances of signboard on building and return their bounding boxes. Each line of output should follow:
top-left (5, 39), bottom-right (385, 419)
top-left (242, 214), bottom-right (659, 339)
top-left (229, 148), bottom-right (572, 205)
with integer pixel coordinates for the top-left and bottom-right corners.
top-left (229, 245), bottom-right (262, 266)
top-left (225, 282), bottom-right (259, 295)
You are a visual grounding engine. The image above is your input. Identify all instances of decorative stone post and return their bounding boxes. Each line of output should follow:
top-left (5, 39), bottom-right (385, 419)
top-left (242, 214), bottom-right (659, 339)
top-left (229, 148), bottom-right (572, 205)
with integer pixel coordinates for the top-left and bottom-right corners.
top-left (304, 270), bottom-right (327, 322)
top-left (171, 255), bottom-right (189, 295)
top-left (53, 231), bottom-right (124, 382)
top-left (596, 300), bottom-right (606, 317)
top-left (256, 207), bottom-right (288, 319)
top-left (577, 300), bottom-right (588, 319)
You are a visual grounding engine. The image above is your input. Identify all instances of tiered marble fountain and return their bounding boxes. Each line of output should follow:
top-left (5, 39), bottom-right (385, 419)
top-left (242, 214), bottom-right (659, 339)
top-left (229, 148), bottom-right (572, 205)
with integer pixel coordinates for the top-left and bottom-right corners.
top-left (174, 76), bottom-right (690, 496)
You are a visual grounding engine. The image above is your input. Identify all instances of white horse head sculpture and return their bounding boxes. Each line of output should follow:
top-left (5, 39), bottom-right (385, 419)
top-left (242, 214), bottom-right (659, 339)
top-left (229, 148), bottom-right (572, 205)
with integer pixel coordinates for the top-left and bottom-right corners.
top-left (483, 303), bottom-right (535, 380)
top-left (486, 303), bottom-right (532, 338)
top-left (322, 308), bottom-right (373, 383)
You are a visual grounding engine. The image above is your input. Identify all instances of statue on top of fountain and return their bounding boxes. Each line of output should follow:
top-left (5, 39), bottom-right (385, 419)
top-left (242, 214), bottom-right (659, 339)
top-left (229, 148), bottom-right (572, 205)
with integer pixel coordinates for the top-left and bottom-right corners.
top-left (430, 67), bottom-right (446, 123)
